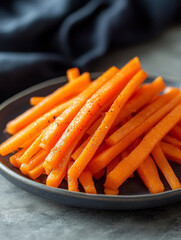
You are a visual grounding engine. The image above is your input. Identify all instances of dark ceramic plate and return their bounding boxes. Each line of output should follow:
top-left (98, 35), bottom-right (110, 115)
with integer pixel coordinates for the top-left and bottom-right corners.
top-left (0, 73), bottom-right (181, 210)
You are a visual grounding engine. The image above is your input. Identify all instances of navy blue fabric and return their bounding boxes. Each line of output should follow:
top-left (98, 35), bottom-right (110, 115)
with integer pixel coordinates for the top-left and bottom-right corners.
top-left (0, 0), bottom-right (180, 101)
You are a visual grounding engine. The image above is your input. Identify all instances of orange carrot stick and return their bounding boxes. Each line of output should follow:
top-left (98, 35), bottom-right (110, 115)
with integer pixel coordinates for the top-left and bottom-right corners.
top-left (79, 168), bottom-right (97, 194)
top-left (87, 76), bottom-right (165, 137)
top-left (30, 69), bottom-right (80, 106)
top-left (6, 73), bottom-right (91, 134)
top-left (106, 89), bottom-right (178, 146)
top-left (71, 135), bottom-right (92, 161)
top-left (105, 103), bottom-right (181, 190)
top-left (10, 155), bottom-right (21, 168)
top-left (0, 98), bottom-right (73, 156)
top-left (152, 144), bottom-right (181, 190)
top-left (105, 156), bottom-right (121, 195)
top-left (10, 148), bottom-right (28, 168)
top-left (72, 116), bottom-right (110, 161)
top-left (160, 141), bottom-right (181, 164)
top-left (93, 168), bottom-right (105, 180)
top-left (86, 114), bottom-right (105, 136)
top-left (46, 149), bottom-right (73, 188)
top-left (68, 70), bottom-right (147, 185)
top-left (104, 188), bottom-right (119, 195)
top-left (44, 58), bottom-right (141, 173)
top-left (20, 131), bottom-right (43, 149)
top-left (120, 149), bottom-right (134, 178)
top-left (40, 66), bottom-right (119, 150)
top-left (113, 145), bottom-right (138, 179)
top-left (46, 105), bottom-right (105, 187)
top-left (112, 76), bottom-right (165, 127)
top-left (20, 149), bottom-right (49, 174)
top-left (169, 125), bottom-right (181, 141)
top-left (107, 156), bottom-right (121, 175)
top-left (66, 68), bottom-right (80, 82)
top-left (137, 155), bottom-right (164, 194)
top-left (163, 135), bottom-right (181, 148)
top-left (19, 128), bottom-right (48, 164)
top-left (30, 86), bottom-right (81, 107)
top-left (88, 91), bottom-right (181, 175)
top-left (105, 140), bottom-right (137, 194)
top-left (30, 97), bottom-right (45, 106)
top-left (124, 138), bottom-right (142, 178)
top-left (67, 161), bottom-right (79, 192)
top-left (28, 163), bottom-right (45, 180)
top-left (45, 96), bottom-right (115, 177)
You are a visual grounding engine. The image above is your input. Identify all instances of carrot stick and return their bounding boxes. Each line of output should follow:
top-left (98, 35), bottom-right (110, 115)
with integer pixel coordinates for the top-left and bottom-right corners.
top-left (10, 148), bottom-right (28, 168)
top-left (44, 58), bottom-right (141, 173)
top-left (68, 70), bottom-right (147, 184)
top-left (30, 97), bottom-right (45, 106)
top-left (19, 128), bottom-right (48, 164)
top-left (30, 87), bottom-right (81, 107)
top-left (87, 76), bottom-right (165, 138)
top-left (45, 96), bottom-right (115, 177)
top-left (125, 138), bottom-right (143, 178)
top-left (137, 155), bottom-right (164, 194)
top-left (67, 161), bottom-right (79, 192)
top-left (72, 115), bottom-right (110, 161)
top-left (120, 149), bottom-right (134, 178)
top-left (30, 69), bottom-right (80, 106)
top-left (152, 144), bottom-right (181, 190)
top-left (46, 149), bottom-right (73, 188)
top-left (10, 138), bottom-right (39, 168)
top-left (89, 92), bottom-right (181, 175)
top-left (86, 114), bottom-right (105, 136)
top-left (28, 163), bottom-right (45, 180)
top-left (105, 156), bottom-right (121, 195)
top-left (40, 66), bottom-right (119, 150)
top-left (66, 68), bottom-right (80, 82)
top-left (71, 96), bottom-right (116, 161)
top-left (10, 154), bottom-right (21, 168)
top-left (106, 89), bottom-right (178, 146)
top-left (71, 135), bottom-right (92, 161)
top-left (105, 103), bottom-right (181, 190)
top-left (79, 168), bottom-right (97, 194)
top-left (130, 135), bottom-right (161, 192)
top-left (163, 135), bottom-right (181, 148)
top-left (169, 125), bottom-right (181, 141)
top-left (20, 131), bottom-right (42, 149)
top-left (110, 145), bottom-right (138, 179)
top-left (105, 138), bottom-right (137, 193)
top-left (112, 76), bottom-right (165, 127)
top-left (46, 105), bottom-right (105, 187)
top-left (30, 92), bottom-right (80, 106)
top-left (0, 98), bottom-right (74, 156)
top-left (104, 187), bottom-right (119, 195)
top-left (107, 156), bottom-right (121, 175)
top-left (6, 73), bottom-right (91, 134)
top-left (93, 168), bottom-right (105, 180)
top-left (160, 141), bottom-right (181, 164)
top-left (20, 149), bottom-right (49, 174)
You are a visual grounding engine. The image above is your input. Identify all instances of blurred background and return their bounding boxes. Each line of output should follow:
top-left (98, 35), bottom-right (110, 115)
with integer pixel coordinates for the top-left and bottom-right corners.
top-left (0, 0), bottom-right (181, 102)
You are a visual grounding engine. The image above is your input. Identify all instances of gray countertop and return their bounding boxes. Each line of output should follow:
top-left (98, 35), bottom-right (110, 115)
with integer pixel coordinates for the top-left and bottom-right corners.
top-left (1, 25), bottom-right (181, 240)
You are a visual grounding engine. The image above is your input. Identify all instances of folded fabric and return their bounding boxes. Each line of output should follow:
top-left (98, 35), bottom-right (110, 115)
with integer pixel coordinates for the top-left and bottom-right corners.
top-left (0, 0), bottom-right (180, 102)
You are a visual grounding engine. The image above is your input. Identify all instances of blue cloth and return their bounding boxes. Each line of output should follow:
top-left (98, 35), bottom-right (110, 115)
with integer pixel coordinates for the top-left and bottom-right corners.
top-left (0, 0), bottom-right (180, 101)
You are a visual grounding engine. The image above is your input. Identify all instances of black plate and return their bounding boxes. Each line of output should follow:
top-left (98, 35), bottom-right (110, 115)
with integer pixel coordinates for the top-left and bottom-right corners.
top-left (0, 73), bottom-right (181, 210)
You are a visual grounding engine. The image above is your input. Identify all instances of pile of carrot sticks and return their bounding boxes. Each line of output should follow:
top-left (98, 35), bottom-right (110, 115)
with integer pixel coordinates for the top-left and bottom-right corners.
top-left (1, 57), bottom-right (181, 195)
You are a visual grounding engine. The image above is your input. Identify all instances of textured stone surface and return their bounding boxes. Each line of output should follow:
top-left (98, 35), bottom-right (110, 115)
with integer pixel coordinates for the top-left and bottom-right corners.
top-left (1, 25), bottom-right (181, 240)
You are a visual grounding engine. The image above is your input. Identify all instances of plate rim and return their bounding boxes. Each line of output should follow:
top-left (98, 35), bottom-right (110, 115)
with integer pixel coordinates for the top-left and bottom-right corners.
top-left (0, 73), bottom-right (181, 204)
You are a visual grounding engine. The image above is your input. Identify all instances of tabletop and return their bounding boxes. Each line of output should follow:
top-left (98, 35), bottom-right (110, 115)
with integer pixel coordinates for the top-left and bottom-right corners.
top-left (1, 25), bottom-right (181, 240)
